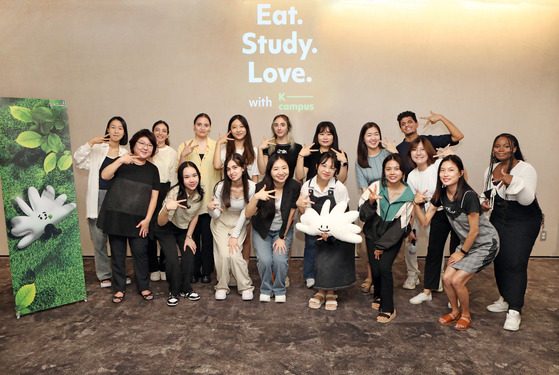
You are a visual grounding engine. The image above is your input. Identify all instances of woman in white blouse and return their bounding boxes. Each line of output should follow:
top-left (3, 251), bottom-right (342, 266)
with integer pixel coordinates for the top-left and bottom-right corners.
top-left (482, 134), bottom-right (543, 331)
top-left (148, 120), bottom-right (178, 282)
top-left (73, 116), bottom-right (128, 288)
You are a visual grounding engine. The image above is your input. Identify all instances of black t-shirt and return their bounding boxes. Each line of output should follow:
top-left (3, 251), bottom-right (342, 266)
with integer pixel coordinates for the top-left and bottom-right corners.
top-left (263, 143), bottom-right (302, 179)
top-left (433, 190), bottom-right (480, 220)
top-left (97, 161), bottom-right (160, 237)
top-left (98, 156), bottom-right (115, 190)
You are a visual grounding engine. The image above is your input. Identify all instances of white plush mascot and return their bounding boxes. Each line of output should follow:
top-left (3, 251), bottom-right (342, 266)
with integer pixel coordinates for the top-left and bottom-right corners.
top-left (10, 185), bottom-right (77, 249)
top-left (296, 200), bottom-right (362, 243)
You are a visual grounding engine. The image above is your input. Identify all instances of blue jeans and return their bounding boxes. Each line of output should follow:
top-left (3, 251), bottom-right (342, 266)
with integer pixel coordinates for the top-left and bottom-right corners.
top-left (252, 227), bottom-right (293, 296)
top-left (303, 234), bottom-right (316, 280)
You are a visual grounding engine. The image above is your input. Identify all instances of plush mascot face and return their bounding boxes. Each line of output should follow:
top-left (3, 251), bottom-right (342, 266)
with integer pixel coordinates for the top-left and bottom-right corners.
top-left (296, 200), bottom-right (362, 244)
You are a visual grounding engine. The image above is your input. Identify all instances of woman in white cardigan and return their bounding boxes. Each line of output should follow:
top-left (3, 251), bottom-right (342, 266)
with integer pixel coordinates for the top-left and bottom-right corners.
top-left (73, 116), bottom-right (128, 288)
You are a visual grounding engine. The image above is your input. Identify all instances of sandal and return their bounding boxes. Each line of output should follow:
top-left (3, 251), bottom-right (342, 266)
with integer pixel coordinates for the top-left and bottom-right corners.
top-left (371, 297), bottom-right (381, 310)
top-left (454, 316), bottom-right (472, 331)
top-left (377, 309), bottom-right (397, 323)
top-left (140, 290), bottom-right (154, 301)
top-left (439, 312), bottom-right (461, 326)
top-left (112, 291), bottom-right (125, 303)
top-left (360, 278), bottom-right (372, 294)
top-left (308, 292), bottom-right (325, 309)
top-left (325, 294), bottom-right (338, 311)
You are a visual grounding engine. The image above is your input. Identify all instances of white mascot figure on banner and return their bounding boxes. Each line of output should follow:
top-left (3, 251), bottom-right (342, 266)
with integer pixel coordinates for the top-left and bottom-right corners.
top-left (10, 185), bottom-right (77, 249)
top-left (296, 200), bottom-right (362, 243)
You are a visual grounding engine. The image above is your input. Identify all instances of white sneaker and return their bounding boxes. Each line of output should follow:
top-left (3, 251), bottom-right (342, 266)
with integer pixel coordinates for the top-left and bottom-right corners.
top-left (215, 289), bottom-right (227, 300)
top-left (150, 272), bottom-right (160, 282)
top-left (160, 271), bottom-right (166, 281)
top-left (487, 296), bottom-right (509, 313)
top-left (275, 295), bottom-right (286, 303)
top-left (503, 310), bottom-right (521, 331)
top-left (403, 275), bottom-right (419, 290)
top-left (306, 278), bottom-right (315, 289)
top-left (410, 292), bottom-right (432, 305)
top-left (259, 293), bottom-right (271, 302)
top-left (241, 290), bottom-right (254, 301)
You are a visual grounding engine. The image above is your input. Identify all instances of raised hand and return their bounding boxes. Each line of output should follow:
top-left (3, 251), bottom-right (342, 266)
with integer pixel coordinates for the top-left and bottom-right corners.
top-left (207, 196), bottom-right (223, 212)
top-left (296, 193), bottom-right (315, 210)
top-left (367, 186), bottom-right (382, 204)
top-left (254, 185), bottom-right (276, 201)
top-left (420, 110), bottom-right (443, 128)
top-left (434, 144), bottom-right (454, 159)
top-left (413, 189), bottom-right (430, 205)
top-left (299, 143), bottom-right (317, 158)
top-left (119, 153), bottom-right (142, 165)
top-left (165, 198), bottom-right (187, 211)
top-left (88, 134), bottom-right (110, 147)
top-left (181, 139), bottom-right (199, 158)
top-left (381, 138), bottom-right (398, 154)
top-left (259, 136), bottom-right (276, 150)
top-left (493, 166), bottom-right (513, 188)
top-left (331, 148), bottom-right (347, 164)
top-left (217, 131), bottom-right (234, 145)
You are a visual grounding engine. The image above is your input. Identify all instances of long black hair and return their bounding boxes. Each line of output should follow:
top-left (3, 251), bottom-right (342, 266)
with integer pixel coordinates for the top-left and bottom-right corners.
top-left (219, 153), bottom-right (250, 209)
top-left (175, 161), bottom-right (204, 208)
top-left (225, 114), bottom-right (255, 165)
top-left (484, 133), bottom-right (524, 191)
top-left (380, 153), bottom-right (405, 187)
top-left (432, 155), bottom-right (474, 204)
top-left (311, 121), bottom-right (340, 152)
top-left (356, 122), bottom-right (384, 168)
top-left (259, 154), bottom-right (289, 218)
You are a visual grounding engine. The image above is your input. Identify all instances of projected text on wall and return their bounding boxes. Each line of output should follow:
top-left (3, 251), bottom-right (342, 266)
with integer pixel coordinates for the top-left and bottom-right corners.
top-left (242, 4), bottom-right (315, 112)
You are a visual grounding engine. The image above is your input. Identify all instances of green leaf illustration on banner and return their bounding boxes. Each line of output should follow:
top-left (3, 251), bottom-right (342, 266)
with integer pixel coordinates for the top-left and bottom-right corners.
top-left (15, 283), bottom-right (36, 310)
top-left (44, 152), bottom-right (57, 173)
top-left (9, 106), bottom-right (33, 123)
top-left (47, 133), bottom-right (63, 152)
top-left (15, 131), bottom-right (43, 148)
top-left (40, 122), bottom-right (54, 135)
top-left (57, 153), bottom-right (73, 170)
top-left (31, 106), bottom-right (56, 123)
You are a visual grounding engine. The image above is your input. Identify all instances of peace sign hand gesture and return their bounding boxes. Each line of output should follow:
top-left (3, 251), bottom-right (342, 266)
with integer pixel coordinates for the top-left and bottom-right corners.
top-left (331, 148), bottom-right (347, 164)
top-left (296, 193), bottom-right (315, 210)
top-left (254, 185), bottom-right (276, 201)
top-left (493, 167), bottom-right (513, 189)
top-left (207, 196), bottom-right (223, 212)
top-left (413, 190), bottom-right (430, 205)
top-left (367, 186), bottom-right (382, 204)
top-left (181, 139), bottom-right (199, 158)
top-left (259, 136), bottom-right (276, 151)
top-left (217, 131), bottom-right (234, 145)
top-left (434, 144), bottom-right (454, 159)
top-left (88, 134), bottom-right (110, 147)
top-left (165, 198), bottom-right (188, 211)
top-left (299, 143), bottom-right (317, 158)
top-left (120, 153), bottom-right (142, 165)
top-left (420, 110), bottom-right (443, 129)
top-left (381, 138), bottom-right (398, 154)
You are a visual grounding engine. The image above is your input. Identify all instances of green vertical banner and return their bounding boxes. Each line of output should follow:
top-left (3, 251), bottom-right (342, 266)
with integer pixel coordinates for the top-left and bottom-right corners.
top-left (0, 97), bottom-right (86, 318)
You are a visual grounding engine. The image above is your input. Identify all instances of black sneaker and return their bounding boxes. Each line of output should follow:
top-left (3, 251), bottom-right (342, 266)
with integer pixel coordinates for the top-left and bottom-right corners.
top-left (180, 291), bottom-right (201, 301)
top-left (167, 293), bottom-right (179, 307)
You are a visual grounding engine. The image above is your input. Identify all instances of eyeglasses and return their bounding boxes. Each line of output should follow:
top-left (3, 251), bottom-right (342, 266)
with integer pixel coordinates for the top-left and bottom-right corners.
top-left (137, 141), bottom-right (154, 149)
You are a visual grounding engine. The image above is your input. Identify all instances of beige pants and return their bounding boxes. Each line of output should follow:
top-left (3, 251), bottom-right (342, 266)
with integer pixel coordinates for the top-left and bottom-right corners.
top-left (210, 209), bottom-right (253, 293)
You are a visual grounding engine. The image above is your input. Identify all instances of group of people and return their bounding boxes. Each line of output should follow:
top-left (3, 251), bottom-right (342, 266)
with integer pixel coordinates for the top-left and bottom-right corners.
top-left (74, 110), bottom-right (543, 332)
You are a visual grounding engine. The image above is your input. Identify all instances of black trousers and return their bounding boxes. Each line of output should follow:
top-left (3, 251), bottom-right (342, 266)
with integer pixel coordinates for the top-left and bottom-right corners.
top-left (367, 237), bottom-right (403, 314)
top-left (491, 197), bottom-right (541, 313)
top-left (156, 222), bottom-right (195, 296)
top-left (109, 235), bottom-right (149, 292)
top-left (148, 182), bottom-right (170, 272)
top-left (424, 210), bottom-right (461, 291)
top-left (192, 213), bottom-right (214, 277)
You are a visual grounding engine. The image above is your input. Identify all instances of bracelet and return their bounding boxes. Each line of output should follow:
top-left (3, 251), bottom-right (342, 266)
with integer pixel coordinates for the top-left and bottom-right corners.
top-left (460, 249), bottom-right (468, 255)
top-left (186, 235), bottom-right (193, 239)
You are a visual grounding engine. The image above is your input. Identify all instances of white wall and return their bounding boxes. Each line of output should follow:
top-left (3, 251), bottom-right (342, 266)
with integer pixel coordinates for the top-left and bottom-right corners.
top-left (1, 0), bottom-right (557, 256)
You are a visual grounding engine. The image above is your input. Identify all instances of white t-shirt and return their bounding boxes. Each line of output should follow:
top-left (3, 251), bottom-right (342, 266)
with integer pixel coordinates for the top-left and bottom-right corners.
top-left (406, 159), bottom-right (442, 212)
top-left (220, 145), bottom-right (259, 179)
